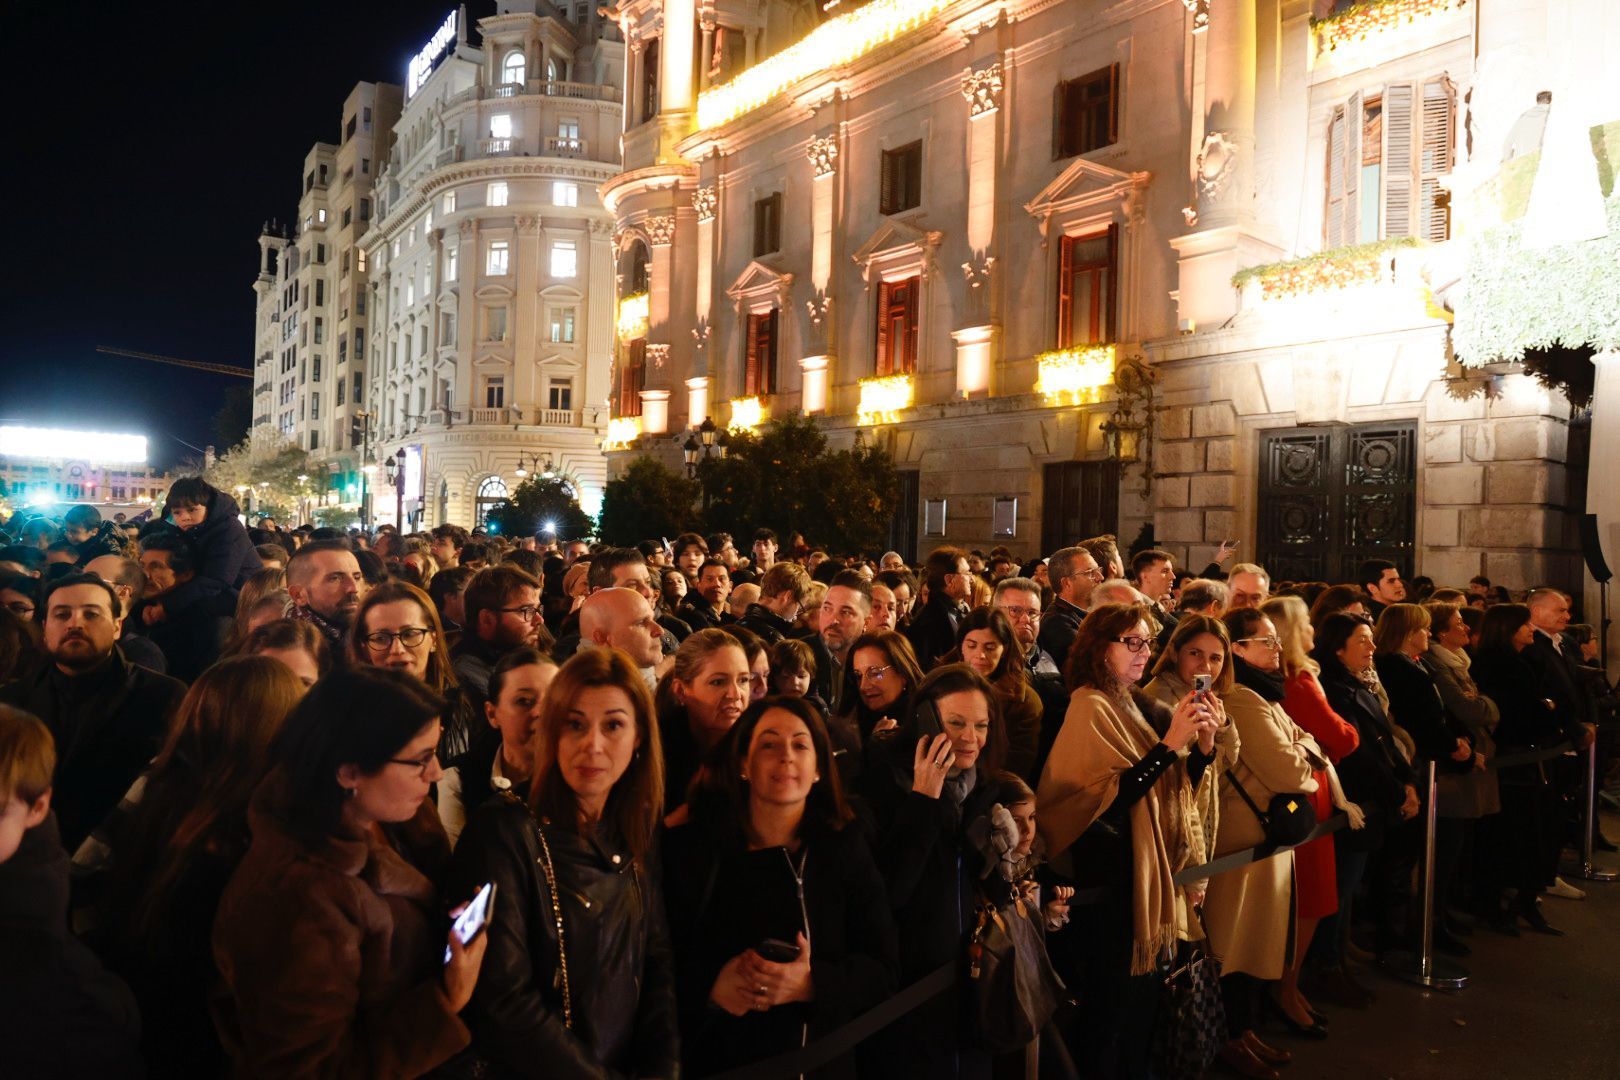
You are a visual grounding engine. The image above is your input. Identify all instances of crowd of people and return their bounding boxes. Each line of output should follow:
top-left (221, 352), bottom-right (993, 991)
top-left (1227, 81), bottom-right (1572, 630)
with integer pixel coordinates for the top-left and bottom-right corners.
top-left (0, 480), bottom-right (1615, 1079)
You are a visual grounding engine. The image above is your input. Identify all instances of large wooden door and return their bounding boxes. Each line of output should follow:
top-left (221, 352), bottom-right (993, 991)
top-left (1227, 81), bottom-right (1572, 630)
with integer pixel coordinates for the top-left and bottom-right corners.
top-left (1042, 461), bottom-right (1119, 555)
top-left (888, 470), bottom-right (920, 561)
top-left (1257, 421), bottom-right (1416, 582)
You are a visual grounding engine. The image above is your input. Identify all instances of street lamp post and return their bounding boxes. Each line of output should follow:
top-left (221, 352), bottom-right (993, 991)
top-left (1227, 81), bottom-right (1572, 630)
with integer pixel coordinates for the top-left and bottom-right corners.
top-left (384, 449), bottom-right (407, 531)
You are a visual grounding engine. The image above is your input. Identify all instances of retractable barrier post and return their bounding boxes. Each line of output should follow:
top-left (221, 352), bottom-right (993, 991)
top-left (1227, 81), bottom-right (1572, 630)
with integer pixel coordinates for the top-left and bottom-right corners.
top-left (1570, 738), bottom-right (1617, 883)
top-left (1383, 760), bottom-right (1469, 992)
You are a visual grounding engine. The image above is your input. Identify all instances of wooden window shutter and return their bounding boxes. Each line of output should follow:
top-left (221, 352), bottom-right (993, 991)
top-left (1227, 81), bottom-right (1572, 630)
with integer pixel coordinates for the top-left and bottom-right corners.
top-left (875, 280), bottom-right (893, 375)
top-left (901, 279), bottom-right (919, 373)
top-left (764, 308), bottom-right (779, 394)
top-left (1325, 105), bottom-right (1346, 249)
top-left (744, 314), bottom-right (761, 396)
top-left (1382, 83), bottom-right (1416, 239)
top-left (1104, 223), bottom-right (1119, 342)
top-left (1107, 63), bottom-right (1120, 146)
top-left (1341, 90), bottom-right (1362, 247)
top-left (1056, 236), bottom-right (1075, 348)
top-left (1419, 76), bottom-right (1455, 242)
top-left (880, 149), bottom-right (895, 214)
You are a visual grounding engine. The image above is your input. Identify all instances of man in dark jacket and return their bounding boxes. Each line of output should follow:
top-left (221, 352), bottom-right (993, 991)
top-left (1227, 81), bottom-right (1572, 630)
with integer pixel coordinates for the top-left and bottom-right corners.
top-left (735, 562), bottom-right (810, 645)
top-left (0, 573), bottom-right (185, 851)
top-left (678, 559), bottom-right (731, 631)
top-left (1039, 545), bottom-right (1102, 674)
top-left (62, 505), bottom-right (129, 566)
top-left (135, 532), bottom-right (234, 682)
top-left (905, 546), bottom-right (970, 672)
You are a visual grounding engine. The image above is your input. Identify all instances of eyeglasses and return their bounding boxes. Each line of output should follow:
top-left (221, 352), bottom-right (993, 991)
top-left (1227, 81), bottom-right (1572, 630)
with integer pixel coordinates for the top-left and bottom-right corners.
top-left (1237, 636), bottom-right (1283, 650)
top-left (856, 665), bottom-right (892, 683)
top-left (998, 605), bottom-right (1040, 622)
top-left (1072, 567), bottom-right (1105, 581)
top-left (362, 627), bottom-right (432, 651)
top-left (387, 748), bottom-right (441, 776)
top-left (497, 604), bottom-right (542, 620)
top-left (1112, 636), bottom-right (1151, 653)
top-left (4, 601), bottom-right (34, 617)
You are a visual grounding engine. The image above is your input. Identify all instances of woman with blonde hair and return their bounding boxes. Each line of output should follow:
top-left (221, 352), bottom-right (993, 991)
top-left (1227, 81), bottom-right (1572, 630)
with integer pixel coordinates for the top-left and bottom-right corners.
top-left (1260, 595), bottom-right (1363, 1034)
top-left (658, 627), bottom-right (752, 815)
top-left (448, 648), bottom-right (678, 1076)
top-left (1037, 604), bottom-right (1220, 1076)
top-left (83, 656), bottom-right (307, 1076)
top-left (350, 580), bottom-right (481, 761)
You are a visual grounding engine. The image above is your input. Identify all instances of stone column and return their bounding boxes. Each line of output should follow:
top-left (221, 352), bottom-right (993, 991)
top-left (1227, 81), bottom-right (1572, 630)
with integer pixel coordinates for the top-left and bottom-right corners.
top-left (957, 60), bottom-right (1003, 398)
top-left (660, 0), bottom-right (697, 113)
top-left (802, 133), bottom-right (838, 410)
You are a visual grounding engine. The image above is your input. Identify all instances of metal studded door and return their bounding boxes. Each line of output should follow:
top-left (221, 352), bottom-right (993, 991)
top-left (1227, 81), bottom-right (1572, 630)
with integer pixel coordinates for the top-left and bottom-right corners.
top-left (1042, 460), bottom-right (1120, 556)
top-left (1257, 422), bottom-right (1416, 583)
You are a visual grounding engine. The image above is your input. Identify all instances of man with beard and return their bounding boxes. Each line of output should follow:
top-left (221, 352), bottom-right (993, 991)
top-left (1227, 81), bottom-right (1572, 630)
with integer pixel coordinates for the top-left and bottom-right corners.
top-left (814, 570), bottom-right (871, 712)
top-left (452, 564), bottom-right (551, 706)
top-left (0, 574), bottom-right (184, 850)
top-left (285, 539), bottom-right (368, 662)
top-left (579, 588), bottom-right (666, 692)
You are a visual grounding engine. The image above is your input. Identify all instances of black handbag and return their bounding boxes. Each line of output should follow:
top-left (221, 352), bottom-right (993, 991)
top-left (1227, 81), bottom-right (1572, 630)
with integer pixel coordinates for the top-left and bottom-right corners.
top-left (1152, 935), bottom-right (1225, 1078)
top-left (967, 892), bottom-right (1065, 1054)
top-left (1226, 768), bottom-right (1317, 848)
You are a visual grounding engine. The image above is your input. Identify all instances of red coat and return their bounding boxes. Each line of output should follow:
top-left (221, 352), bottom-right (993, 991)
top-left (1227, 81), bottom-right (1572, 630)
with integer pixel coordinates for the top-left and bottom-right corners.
top-left (1282, 671), bottom-right (1359, 920)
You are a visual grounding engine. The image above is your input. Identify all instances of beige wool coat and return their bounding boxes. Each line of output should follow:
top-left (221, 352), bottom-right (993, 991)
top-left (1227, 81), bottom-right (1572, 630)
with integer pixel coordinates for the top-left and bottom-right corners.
top-left (1202, 684), bottom-right (1322, 980)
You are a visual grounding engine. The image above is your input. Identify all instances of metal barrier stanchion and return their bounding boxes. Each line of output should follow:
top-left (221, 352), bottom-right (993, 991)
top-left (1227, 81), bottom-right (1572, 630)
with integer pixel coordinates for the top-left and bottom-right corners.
top-left (1383, 761), bottom-right (1469, 991)
top-left (1569, 739), bottom-right (1617, 883)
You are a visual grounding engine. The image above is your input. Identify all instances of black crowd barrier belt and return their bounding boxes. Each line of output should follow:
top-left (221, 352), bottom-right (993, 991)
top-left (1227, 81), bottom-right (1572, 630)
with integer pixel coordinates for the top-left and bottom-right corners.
top-left (703, 738), bottom-right (1589, 1077)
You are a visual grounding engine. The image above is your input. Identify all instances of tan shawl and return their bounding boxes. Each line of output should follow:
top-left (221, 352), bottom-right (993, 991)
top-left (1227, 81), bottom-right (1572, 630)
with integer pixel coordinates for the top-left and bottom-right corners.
top-left (1036, 686), bottom-right (1202, 974)
top-left (1143, 672), bottom-right (1240, 895)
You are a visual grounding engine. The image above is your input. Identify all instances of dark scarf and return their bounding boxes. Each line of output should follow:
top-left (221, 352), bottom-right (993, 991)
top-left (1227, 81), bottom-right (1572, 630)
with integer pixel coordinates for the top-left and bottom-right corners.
top-left (293, 604), bottom-right (348, 648)
top-left (1232, 655), bottom-right (1287, 703)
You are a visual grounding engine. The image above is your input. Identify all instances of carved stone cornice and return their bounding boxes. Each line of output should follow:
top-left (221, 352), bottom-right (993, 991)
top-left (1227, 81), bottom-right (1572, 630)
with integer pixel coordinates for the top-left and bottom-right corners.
top-left (693, 185), bottom-right (717, 223)
top-left (644, 214), bottom-right (676, 245)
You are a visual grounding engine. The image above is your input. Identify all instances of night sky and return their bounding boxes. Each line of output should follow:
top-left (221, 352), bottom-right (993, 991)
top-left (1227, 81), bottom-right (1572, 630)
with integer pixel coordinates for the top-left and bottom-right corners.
top-left (2, 0), bottom-right (459, 468)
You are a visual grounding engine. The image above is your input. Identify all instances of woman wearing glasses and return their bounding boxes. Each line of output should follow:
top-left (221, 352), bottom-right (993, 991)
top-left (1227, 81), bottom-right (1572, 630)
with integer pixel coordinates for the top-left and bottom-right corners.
top-left (351, 581), bottom-right (482, 761)
top-left (448, 648), bottom-right (679, 1079)
top-left (212, 667), bottom-right (488, 1078)
top-left (946, 608), bottom-right (1043, 781)
top-left (1203, 608), bottom-right (1326, 1069)
top-left (860, 664), bottom-right (1008, 1078)
top-left (1036, 603), bottom-right (1218, 1077)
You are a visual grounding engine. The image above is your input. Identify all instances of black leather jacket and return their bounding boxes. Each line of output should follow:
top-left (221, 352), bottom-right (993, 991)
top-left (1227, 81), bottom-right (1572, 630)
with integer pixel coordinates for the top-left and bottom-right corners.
top-left (447, 794), bottom-right (680, 1079)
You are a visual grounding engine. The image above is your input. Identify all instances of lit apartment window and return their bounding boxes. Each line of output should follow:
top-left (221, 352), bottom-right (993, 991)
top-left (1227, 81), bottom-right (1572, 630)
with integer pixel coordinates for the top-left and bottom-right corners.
top-left (553, 181), bottom-right (578, 207)
top-left (490, 113), bottom-right (513, 140)
top-left (447, 246), bottom-right (458, 281)
top-left (550, 240), bottom-right (577, 278)
top-left (875, 276), bottom-right (919, 376)
top-left (406, 282), bottom-right (415, 306)
top-left (487, 240), bottom-right (510, 276)
top-left (488, 181), bottom-right (509, 207)
top-left (318, 208), bottom-right (328, 224)
top-left (753, 194), bottom-right (781, 257)
top-left (357, 249), bottom-right (368, 272)
top-left (443, 191), bottom-right (457, 214)
top-left (550, 306), bottom-right (576, 343)
top-left (1054, 65), bottom-right (1119, 159)
top-left (558, 118), bottom-right (581, 140)
top-left (880, 142), bottom-right (923, 215)
top-left (1057, 228), bottom-right (1116, 347)
top-left (392, 238), bottom-right (401, 257)
top-left (485, 305), bottom-right (508, 342)
top-left (503, 51), bottom-right (526, 85)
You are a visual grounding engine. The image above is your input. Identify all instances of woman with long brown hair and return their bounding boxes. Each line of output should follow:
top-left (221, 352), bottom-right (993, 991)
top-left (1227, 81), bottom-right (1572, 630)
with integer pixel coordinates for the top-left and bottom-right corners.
top-left (657, 627), bottom-right (752, 815)
top-left (220, 566), bottom-right (289, 654)
top-left (1036, 603), bottom-right (1219, 1077)
top-left (350, 580), bottom-right (482, 760)
top-left (85, 656), bottom-right (306, 1076)
top-left (945, 607), bottom-right (1043, 780)
top-left (448, 648), bottom-right (678, 1077)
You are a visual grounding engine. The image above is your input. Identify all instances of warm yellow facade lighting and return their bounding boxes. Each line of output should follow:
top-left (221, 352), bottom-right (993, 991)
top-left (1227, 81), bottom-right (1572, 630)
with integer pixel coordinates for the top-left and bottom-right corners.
top-left (1314, 0), bottom-right (1467, 58)
top-left (728, 396), bottom-right (766, 433)
top-left (856, 373), bottom-right (915, 426)
top-left (1035, 344), bottom-right (1115, 406)
top-left (616, 292), bottom-right (649, 339)
top-left (603, 416), bottom-right (642, 449)
top-left (696, 0), bottom-right (954, 129)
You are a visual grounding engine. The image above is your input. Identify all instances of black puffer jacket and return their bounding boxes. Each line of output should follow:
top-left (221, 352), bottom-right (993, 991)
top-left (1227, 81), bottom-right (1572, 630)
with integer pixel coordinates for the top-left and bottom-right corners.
top-left (446, 792), bottom-right (680, 1080)
top-left (1318, 658), bottom-right (1415, 845)
top-left (157, 484), bottom-right (260, 613)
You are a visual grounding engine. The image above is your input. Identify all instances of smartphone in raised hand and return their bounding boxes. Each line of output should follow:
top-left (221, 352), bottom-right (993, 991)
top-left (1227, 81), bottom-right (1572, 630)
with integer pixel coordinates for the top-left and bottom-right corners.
top-left (444, 882), bottom-right (497, 964)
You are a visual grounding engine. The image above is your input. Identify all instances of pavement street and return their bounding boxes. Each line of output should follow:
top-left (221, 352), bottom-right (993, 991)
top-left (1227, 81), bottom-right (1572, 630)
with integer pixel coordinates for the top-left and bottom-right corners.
top-left (1276, 808), bottom-right (1620, 1079)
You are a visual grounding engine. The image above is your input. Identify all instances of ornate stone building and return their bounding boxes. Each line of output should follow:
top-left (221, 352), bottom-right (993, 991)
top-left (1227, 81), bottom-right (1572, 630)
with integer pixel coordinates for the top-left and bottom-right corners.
top-left (356, 2), bottom-right (625, 529)
top-left (599, 0), bottom-right (1615, 646)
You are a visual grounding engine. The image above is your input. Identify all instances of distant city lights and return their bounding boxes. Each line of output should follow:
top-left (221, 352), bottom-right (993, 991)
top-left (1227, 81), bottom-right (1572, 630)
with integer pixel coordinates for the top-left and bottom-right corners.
top-left (0, 425), bottom-right (148, 464)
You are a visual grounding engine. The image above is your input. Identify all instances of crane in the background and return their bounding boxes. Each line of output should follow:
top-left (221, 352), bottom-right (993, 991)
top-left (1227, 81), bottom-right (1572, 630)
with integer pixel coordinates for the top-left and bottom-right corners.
top-left (95, 345), bottom-right (253, 378)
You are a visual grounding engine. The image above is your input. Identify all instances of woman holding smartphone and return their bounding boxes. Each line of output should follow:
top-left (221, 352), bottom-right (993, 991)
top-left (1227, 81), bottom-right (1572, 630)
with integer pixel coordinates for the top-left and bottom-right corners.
top-left (212, 667), bottom-right (487, 1078)
top-left (448, 648), bottom-right (679, 1079)
top-left (662, 696), bottom-right (898, 1078)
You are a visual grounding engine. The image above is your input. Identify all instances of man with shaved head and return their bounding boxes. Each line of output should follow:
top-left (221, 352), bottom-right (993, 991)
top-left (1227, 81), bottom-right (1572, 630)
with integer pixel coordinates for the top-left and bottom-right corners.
top-left (727, 583), bottom-right (760, 622)
top-left (579, 587), bottom-right (665, 691)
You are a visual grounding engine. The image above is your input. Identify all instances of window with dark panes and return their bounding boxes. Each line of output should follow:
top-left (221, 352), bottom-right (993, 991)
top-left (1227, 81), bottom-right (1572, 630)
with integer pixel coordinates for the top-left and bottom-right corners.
top-left (875, 276), bottom-right (919, 376)
top-left (753, 194), bottom-right (782, 257)
top-left (743, 309), bottom-right (779, 396)
top-left (1057, 226), bottom-right (1116, 347)
top-left (1053, 65), bottom-right (1119, 159)
top-left (880, 141), bottom-right (923, 215)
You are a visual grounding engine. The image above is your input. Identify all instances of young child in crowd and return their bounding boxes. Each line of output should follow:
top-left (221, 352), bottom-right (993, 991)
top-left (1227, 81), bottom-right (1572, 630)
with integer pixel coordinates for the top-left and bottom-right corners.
top-left (769, 637), bottom-right (830, 719)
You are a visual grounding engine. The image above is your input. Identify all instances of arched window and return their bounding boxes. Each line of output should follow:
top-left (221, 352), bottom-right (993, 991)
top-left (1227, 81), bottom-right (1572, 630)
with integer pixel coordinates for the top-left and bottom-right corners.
top-left (547, 57), bottom-right (562, 82)
top-left (627, 240), bottom-right (651, 294)
top-left (503, 50), bottom-right (526, 86)
top-left (475, 475), bottom-right (509, 526)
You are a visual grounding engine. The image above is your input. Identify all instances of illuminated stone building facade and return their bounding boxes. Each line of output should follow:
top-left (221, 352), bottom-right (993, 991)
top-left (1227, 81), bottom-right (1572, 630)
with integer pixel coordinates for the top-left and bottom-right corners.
top-left (601, 0), bottom-right (1617, 642)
